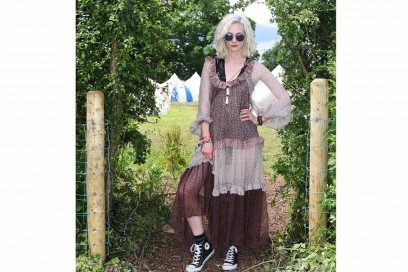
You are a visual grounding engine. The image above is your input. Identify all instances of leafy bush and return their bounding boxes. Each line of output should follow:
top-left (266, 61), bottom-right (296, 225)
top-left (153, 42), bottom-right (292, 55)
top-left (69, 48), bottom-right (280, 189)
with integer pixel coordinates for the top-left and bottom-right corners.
top-left (76, 255), bottom-right (104, 272)
top-left (123, 125), bottom-right (152, 164)
top-left (76, 254), bottom-right (137, 272)
top-left (279, 242), bottom-right (336, 272)
top-left (109, 143), bottom-right (171, 260)
top-left (162, 124), bottom-right (187, 173)
top-left (259, 242), bottom-right (335, 272)
top-left (108, 123), bottom-right (190, 258)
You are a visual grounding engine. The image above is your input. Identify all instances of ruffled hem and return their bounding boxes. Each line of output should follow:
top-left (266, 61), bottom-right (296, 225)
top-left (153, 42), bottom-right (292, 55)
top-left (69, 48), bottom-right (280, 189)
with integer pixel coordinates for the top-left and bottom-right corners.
top-left (212, 144), bottom-right (264, 197)
top-left (212, 182), bottom-right (265, 196)
top-left (169, 162), bottom-right (269, 258)
top-left (187, 152), bottom-right (212, 169)
top-left (206, 56), bottom-right (254, 90)
top-left (213, 137), bottom-right (264, 150)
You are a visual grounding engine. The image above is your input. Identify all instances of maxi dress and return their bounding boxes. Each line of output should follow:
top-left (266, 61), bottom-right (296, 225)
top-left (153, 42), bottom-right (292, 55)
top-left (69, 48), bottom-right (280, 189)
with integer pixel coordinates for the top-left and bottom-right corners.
top-left (170, 56), bottom-right (291, 256)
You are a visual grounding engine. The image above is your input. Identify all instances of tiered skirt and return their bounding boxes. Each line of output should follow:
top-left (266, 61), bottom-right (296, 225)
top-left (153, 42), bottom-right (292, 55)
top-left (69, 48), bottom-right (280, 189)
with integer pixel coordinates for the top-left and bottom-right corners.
top-left (170, 161), bottom-right (269, 256)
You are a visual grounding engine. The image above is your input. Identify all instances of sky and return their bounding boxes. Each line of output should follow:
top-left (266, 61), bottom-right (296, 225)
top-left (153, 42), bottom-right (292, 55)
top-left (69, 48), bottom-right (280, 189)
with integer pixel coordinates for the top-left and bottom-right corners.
top-left (229, 0), bottom-right (281, 59)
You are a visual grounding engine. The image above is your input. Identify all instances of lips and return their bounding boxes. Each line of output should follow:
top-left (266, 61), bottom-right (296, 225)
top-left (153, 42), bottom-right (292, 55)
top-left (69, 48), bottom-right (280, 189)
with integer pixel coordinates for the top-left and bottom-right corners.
top-left (231, 45), bottom-right (238, 48)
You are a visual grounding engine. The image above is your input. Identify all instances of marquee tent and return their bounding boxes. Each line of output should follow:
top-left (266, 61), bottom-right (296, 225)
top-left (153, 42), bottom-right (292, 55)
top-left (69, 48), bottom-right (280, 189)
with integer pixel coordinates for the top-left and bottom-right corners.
top-left (171, 80), bottom-right (193, 102)
top-left (155, 87), bottom-right (171, 115)
top-left (271, 64), bottom-right (284, 84)
top-left (252, 64), bottom-right (287, 118)
top-left (158, 73), bottom-right (194, 103)
top-left (184, 72), bottom-right (201, 101)
top-left (153, 72), bottom-right (201, 114)
top-left (150, 79), bottom-right (171, 115)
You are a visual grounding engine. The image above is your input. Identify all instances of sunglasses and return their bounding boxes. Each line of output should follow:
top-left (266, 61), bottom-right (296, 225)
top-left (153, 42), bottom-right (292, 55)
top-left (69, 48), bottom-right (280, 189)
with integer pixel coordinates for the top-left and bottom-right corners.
top-left (224, 32), bottom-right (245, 42)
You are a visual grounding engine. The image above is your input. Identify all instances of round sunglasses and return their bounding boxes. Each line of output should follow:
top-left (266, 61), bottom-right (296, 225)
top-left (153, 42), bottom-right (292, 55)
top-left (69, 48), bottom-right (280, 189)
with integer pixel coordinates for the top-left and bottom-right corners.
top-left (224, 32), bottom-right (245, 42)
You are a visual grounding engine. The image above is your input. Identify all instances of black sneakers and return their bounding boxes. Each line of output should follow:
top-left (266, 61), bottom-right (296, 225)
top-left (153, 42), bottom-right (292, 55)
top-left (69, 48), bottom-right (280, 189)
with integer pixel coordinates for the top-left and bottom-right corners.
top-left (222, 245), bottom-right (238, 271)
top-left (186, 240), bottom-right (215, 272)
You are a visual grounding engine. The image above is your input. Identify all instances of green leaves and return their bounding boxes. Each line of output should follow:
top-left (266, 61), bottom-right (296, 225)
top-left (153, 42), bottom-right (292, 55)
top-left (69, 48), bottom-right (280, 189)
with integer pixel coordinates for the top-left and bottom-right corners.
top-left (281, 242), bottom-right (336, 272)
top-left (262, 0), bottom-right (336, 244)
top-left (76, 0), bottom-right (178, 180)
top-left (262, 41), bottom-right (283, 71)
top-left (162, 0), bottom-right (230, 79)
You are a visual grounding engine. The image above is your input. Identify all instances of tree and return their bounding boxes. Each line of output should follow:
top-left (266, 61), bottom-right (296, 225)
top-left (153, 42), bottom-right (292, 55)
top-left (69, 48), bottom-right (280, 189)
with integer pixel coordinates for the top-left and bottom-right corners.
top-left (76, 0), bottom-right (177, 184)
top-left (261, 40), bottom-right (282, 71)
top-left (164, 0), bottom-right (260, 80)
top-left (264, 0), bottom-right (336, 243)
top-left (163, 0), bottom-right (231, 80)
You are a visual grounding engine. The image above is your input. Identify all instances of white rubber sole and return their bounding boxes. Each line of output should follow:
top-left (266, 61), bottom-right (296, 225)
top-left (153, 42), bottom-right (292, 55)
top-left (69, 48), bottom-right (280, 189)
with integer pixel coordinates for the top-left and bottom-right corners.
top-left (186, 249), bottom-right (215, 272)
top-left (222, 263), bottom-right (238, 271)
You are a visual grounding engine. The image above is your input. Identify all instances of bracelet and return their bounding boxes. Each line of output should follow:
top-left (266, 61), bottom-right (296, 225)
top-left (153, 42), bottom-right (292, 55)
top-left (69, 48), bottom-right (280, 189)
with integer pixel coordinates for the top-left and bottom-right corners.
top-left (201, 135), bottom-right (211, 140)
top-left (200, 138), bottom-right (212, 145)
top-left (257, 116), bottom-right (263, 126)
top-left (193, 138), bottom-right (212, 153)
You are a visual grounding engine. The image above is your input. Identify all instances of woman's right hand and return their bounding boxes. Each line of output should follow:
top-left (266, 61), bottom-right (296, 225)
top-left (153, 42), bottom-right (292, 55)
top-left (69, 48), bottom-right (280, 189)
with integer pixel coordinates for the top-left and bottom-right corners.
top-left (201, 142), bottom-right (214, 160)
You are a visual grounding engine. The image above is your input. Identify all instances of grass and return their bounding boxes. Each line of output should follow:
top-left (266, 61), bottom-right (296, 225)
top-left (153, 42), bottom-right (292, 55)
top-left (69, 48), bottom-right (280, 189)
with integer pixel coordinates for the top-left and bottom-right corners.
top-left (138, 102), bottom-right (199, 164)
top-left (138, 102), bottom-right (283, 179)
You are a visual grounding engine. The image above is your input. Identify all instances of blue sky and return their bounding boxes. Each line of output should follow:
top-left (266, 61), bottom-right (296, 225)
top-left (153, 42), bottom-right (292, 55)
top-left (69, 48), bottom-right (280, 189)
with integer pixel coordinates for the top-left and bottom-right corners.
top-left (255, 24), bottom-right (281, 57)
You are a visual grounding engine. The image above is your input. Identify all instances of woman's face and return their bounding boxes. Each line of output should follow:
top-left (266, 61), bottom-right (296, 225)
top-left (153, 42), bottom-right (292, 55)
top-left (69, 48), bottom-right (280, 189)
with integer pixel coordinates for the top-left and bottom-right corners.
top-left (225, 23), bottom-right (245, 54)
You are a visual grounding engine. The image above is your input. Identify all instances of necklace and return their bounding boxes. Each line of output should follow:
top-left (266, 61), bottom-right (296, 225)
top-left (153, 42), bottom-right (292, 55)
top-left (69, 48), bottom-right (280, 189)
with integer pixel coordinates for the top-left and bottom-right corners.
top-left (225, 65), bottom-right (244, 105)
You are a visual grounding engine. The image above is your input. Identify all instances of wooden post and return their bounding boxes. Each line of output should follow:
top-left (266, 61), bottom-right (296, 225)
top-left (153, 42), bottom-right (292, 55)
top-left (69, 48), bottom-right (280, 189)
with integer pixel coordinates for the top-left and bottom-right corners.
top-left (309, 79), bottom-right (329, 246)
top-left (86, 91), bottom-right (106, 261)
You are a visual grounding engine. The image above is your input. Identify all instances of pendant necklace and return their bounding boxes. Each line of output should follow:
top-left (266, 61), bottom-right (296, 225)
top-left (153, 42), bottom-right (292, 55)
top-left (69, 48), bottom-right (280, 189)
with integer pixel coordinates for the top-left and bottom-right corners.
top-left (225, 65), bottom-right (244, 105)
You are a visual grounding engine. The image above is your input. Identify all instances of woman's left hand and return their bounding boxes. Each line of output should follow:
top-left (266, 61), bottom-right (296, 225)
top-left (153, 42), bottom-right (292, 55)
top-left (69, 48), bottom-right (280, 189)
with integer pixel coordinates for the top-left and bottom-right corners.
top-left (240, 108), bottom-right (257, 125)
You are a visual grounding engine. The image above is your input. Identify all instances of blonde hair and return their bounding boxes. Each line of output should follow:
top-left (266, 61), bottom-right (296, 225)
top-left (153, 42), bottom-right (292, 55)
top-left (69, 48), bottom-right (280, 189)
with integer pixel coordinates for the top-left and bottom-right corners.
top-left (213, 14), bottom-right (257, 59)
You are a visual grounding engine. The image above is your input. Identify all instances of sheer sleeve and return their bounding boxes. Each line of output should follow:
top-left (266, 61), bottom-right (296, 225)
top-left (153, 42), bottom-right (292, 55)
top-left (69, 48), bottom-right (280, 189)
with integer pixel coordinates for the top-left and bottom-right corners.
top-left (189, 57), bottom-right (213, 136)
top-left (251, 61), bottom-right (291, 130)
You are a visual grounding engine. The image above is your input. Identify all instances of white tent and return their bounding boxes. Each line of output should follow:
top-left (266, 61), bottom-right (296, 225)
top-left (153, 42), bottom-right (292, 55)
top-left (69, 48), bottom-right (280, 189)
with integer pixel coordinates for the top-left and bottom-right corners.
top-left (150, 79), bottom-right (171, 115)
top-left (252, 64), bottom-right (287, 117)
top-left (184, 72), bottom-right (201, 101)
top-left (160, 73), bottom-right (196, 103)
top-left (171, 80), bottom-right (194, 102)
top-left (271, 64), bottom-right (284, 84)
top-left (155, 85), bottom-right (171, 115)
top-left (152, 72), bottom-right (202, 114)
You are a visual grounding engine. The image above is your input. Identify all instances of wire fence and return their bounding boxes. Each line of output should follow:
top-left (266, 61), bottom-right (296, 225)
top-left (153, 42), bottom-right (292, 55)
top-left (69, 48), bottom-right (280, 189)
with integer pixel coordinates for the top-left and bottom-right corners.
top-left (76, 122), bottom-right (111, 257)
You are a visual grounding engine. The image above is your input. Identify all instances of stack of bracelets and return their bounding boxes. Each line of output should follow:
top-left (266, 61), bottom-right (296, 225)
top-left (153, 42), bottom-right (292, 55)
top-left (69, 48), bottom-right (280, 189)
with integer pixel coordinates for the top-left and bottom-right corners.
top-left (257, 116), bottom-right (263, 126)
top-left (194, 135), bottom-right (213, 153)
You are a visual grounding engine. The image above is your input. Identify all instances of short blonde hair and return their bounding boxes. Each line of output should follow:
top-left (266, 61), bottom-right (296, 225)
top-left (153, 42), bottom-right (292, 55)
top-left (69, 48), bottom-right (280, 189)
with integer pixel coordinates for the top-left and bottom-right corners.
top-left (213, 14), bottom-right (257, 59)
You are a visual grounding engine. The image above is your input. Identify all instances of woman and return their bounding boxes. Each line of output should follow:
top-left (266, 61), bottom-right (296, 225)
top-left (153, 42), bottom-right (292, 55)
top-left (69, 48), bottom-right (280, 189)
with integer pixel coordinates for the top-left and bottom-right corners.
top-left (170, 14), bottom-right (291, 272)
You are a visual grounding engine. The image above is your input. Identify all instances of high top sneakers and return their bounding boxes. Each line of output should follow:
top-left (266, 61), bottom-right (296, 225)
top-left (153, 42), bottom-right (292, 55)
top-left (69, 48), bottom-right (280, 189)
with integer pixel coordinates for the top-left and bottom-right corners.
top-left (222, 245), bottom-right (238, 271)
top-left (185, 240), bottom-right (214, 272)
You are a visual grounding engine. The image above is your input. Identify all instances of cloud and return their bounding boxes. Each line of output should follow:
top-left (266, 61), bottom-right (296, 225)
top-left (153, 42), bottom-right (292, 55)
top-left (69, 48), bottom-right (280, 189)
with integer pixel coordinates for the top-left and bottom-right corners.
top-left (254, 24), bottom-right (281, 60)
top-left (231, 0), bottom-right (277, 27)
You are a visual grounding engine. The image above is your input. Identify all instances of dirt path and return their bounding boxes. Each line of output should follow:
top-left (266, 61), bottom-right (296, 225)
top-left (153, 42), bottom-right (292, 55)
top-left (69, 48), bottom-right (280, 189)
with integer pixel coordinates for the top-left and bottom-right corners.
top-left (133, 176), bottom-right (291, 272)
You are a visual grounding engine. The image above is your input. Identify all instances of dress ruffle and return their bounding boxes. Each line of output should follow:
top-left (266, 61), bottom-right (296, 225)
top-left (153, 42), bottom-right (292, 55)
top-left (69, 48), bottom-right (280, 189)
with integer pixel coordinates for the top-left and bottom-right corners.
top-left (212, 144), bottom-right (265, 196)
top-left (170, 162), bottom-right (269, 257)
top-left (206, 56), bottom-right (254, 90)
top-left (213, 137), bottom-right (264, 150)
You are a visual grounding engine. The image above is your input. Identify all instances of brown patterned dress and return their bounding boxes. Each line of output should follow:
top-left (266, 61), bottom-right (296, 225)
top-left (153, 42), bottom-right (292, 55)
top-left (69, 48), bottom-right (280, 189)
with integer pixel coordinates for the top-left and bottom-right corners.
top-left (170, 56), bottom-right (291, 256)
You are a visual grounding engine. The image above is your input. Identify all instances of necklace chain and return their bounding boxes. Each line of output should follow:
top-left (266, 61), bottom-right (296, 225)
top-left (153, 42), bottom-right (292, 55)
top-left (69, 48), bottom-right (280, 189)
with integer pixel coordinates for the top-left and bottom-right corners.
top-left (226, 64), bottom-right (244, 82)
top-left (225, 60), bottom-right (246, 105)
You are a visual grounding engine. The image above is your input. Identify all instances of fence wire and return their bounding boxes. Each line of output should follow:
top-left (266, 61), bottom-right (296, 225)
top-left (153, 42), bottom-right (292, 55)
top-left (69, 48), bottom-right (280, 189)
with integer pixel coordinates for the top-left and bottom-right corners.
top-left (304, 117), bottom-right (336, 245)
top-left (76, 122), bottom-right (111, 257)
